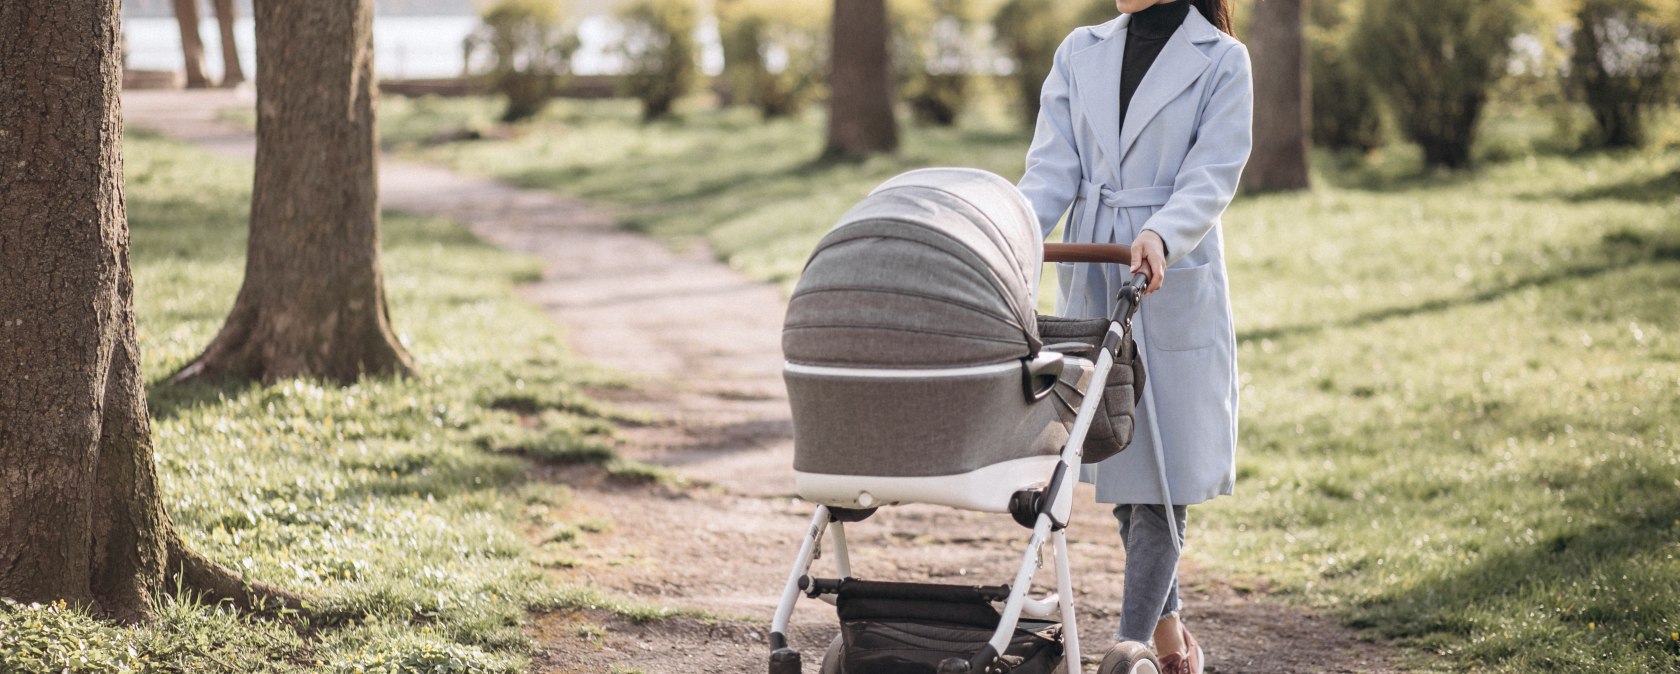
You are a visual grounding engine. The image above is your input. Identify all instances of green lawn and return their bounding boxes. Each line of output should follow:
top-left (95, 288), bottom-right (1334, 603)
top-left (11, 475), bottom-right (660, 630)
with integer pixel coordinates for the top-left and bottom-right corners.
top-left (389, 95), bottom-right (1680, 673)
top-left (0, 131), bottom-right (649, 672)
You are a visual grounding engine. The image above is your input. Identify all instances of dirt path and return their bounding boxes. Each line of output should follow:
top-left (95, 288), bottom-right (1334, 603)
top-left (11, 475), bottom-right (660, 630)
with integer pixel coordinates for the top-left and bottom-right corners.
top-left (124, 90), bottom-right (1399, 674)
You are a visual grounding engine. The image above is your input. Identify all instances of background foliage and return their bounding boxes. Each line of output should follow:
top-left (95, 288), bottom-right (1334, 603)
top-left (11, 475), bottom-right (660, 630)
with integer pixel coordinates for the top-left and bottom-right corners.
top-left (614, 0), bottom-right (698, 120)
top-left (465, 0), bottom-right (578, 122)
top-left (717, 0), bottom-right (828, 118)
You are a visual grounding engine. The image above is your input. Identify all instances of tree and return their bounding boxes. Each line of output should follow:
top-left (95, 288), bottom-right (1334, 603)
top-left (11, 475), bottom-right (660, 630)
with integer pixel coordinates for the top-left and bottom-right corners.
top-left (1570, 0), bottom-right (1679, 147)
top-left (717, 0), bottom-right (827, 118)
top-left (993, 0), bottom-right (1112, 126)
top-left (0, 0), bottom-right (298, 619)
top-left (1354, 0), bottom-right (1525, 168)
top-left (172, 0), bottom-right (212, 88)
top-left (825, 0), bottom-right (899, 157)
top-left (171, 0), bottom-right (417, 385)
top-left (466, 0), bottom-right (579, 122)
top-left (1307, 0), bottom-right (1382, 152)
top-left (616, 0), bottom-right (698, 121)
top-left (1243, 0), bottom-right (1311, 190)
top-left (896, 0), bottom-right (976, 126)
top-left (212, 0), bottom-right (245, 87)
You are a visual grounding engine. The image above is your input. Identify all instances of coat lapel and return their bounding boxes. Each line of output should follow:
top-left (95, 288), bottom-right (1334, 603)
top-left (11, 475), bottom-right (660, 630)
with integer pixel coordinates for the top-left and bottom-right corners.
top-left (1117, 9), bottom-right (1218, 163)
top-left (1070, 17), bottom-right (1126, 177)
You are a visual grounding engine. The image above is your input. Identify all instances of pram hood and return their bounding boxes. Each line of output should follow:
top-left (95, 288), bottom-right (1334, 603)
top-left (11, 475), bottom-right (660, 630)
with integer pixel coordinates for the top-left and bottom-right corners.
top-left (783, 168), bottom-right (1044, 368)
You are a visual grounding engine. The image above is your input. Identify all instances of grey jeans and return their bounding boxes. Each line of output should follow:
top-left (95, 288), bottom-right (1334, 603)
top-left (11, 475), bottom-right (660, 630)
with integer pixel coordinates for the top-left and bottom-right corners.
top-left (1114, 503), bottom-right (1188, 644)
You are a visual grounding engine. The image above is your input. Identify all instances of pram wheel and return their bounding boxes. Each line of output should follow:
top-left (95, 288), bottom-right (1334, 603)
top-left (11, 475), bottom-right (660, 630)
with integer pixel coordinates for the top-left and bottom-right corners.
top-left (816, 634), bottom-right (844, 674)
top-left (1097, 641), bottom-right (1160, 674)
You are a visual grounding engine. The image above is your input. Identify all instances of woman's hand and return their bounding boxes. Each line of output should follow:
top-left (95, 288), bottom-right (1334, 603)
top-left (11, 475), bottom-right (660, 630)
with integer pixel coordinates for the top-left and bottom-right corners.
top-left (1130, 230), bottom-right (1166, 296)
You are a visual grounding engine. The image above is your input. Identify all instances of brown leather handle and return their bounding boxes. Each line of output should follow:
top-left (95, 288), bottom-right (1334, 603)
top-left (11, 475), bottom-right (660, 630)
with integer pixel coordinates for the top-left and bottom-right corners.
top-left (1044, 243), bottom-right (1132, 265)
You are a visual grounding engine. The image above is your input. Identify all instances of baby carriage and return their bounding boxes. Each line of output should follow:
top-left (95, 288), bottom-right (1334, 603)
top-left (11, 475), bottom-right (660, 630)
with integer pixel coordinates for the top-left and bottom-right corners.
top-left (769, 168), bottom-right (1158, 674)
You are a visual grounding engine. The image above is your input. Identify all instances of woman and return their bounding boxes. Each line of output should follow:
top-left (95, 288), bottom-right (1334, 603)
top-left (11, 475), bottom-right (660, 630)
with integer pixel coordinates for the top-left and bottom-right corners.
top-left (1017, 0), bottom-right (1251, 672)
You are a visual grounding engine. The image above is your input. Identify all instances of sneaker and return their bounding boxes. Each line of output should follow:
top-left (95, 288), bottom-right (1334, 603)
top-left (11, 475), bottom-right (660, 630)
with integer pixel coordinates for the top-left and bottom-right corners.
top-left (1155, 623), bottom-right (1203, 674)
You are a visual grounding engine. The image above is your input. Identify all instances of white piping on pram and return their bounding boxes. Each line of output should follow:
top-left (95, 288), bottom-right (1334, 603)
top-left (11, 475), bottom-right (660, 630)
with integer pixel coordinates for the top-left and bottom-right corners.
top-left (783, 360), bottom-right (1018, 378)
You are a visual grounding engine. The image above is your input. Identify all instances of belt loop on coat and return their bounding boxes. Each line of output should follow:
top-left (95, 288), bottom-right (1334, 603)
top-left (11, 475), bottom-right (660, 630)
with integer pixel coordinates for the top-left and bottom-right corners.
top-left (1075, 181), bottom-right (1174, 245)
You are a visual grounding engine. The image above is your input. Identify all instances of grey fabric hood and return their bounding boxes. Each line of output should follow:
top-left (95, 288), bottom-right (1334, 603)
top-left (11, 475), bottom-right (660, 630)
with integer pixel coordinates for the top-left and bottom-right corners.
top-left (783, 168), bottom-right (1044, 368)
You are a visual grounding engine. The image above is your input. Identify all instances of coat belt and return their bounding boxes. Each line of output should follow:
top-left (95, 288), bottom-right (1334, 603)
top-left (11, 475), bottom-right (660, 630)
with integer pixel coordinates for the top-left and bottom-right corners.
top-left (1077, 181), bottom-right (1174, 244)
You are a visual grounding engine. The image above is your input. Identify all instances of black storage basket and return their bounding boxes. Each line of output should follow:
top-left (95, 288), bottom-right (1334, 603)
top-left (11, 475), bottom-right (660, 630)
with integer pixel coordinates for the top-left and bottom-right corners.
top-left (1037, 315), bottom-right (1144, 464)
top-left (833, 589), bottom-right (1062, 674)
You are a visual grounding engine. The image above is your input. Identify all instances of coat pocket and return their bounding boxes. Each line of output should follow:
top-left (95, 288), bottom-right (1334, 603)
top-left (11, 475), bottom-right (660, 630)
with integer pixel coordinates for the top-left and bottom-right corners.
top-left (1142, 262), bottom-right (1217, 351)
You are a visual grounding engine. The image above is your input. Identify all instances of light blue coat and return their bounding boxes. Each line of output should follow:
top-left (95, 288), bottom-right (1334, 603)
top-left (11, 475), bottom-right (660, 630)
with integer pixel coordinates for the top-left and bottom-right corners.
top-left (1018, 9), bottom-right (1252, 507)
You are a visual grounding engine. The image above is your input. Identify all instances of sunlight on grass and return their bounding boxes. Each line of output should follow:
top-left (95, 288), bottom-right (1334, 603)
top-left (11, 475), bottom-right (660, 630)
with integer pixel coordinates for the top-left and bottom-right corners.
top-left (0, 131), bottom-right (623, 673)
top-left (389, 96), bottom-right (1680, 672)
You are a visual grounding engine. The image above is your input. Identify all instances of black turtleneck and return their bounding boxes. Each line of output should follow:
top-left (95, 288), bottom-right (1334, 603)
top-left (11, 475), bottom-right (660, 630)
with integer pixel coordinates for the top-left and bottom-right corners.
top-left (1119, 0), bottom-right (1191, 135)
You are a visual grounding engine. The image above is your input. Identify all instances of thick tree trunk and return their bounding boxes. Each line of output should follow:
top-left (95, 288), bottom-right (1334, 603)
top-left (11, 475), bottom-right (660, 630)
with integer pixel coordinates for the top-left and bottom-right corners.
top-left (171, 0), bottom-right (212, 88)
top-left (0, 0), bottom-right (300, 620)
top-left (1242, 0), bottom-right (1311, 192)
top-left (172, 0), bottom-right (417, 386)
top-left (212, 0), bottom-right (245, 88)
top-left (824, 0), bottom-right (898, 158)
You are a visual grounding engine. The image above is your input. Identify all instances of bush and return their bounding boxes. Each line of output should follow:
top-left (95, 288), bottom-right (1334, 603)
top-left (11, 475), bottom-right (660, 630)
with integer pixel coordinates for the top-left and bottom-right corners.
top-left (1569, 0), bottom-right (1680, 147)
top-left (993, 0), bottom-right (1113, 127)
top-left (465, 0), bottom-right (578, 123)
top-left (717, 0), bottom-right (827, 118)
top-left (1354, 0), bottom-right (1529, 168)
top-left (892, 0), bottom-right (975, 126)
top-left (1307, 0), bottom-right (1383, 152)
top-left (616, 0), bottom-right (699, 120)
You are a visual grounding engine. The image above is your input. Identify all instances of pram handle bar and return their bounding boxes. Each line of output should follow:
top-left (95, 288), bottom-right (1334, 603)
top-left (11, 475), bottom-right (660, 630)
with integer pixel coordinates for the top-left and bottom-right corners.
top-left (1043, 242), bottom-right (1131, 265)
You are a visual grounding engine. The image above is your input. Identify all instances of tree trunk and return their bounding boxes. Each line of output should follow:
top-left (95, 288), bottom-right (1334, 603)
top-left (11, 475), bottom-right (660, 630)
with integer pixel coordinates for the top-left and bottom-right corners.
top-left (172, 0), bottom-right (417, 386)
top-left (824, 0), bottom-right (898, 158)
top-left (212, 0), bottom-right (245, 88)
top-left (1242, 0), bottom-right (1311, 192)
top-left (0, 0), bottom-right (300, 620)
top-left (172, 0), bottom-right (212, 88)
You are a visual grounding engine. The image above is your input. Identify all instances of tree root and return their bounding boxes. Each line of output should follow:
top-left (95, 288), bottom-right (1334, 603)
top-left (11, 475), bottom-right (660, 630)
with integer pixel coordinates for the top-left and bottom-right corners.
top-left (166, 535), bottom-right (309, 616)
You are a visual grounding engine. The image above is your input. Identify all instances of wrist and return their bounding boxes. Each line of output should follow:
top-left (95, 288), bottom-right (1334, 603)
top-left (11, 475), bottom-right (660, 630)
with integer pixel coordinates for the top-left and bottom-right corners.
top-left (1139, 229), bottom-right (1168, 257)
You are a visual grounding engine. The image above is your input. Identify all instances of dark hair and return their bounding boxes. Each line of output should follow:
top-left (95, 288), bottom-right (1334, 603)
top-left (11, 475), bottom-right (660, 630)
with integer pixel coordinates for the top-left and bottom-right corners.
top-left (1189, 0), bottom-right (1234, 34)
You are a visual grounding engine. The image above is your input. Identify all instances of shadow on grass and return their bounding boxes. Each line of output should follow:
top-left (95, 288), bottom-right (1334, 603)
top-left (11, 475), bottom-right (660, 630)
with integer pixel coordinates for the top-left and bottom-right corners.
top-left (1239, 231), bottom-right (1680, 344)
top-left (1562, 168), bottom-right (1680, 203)
top-left (146, 377), bottom-right (254, 421)
top-left (1348, 461), bottom-right (1680, 667)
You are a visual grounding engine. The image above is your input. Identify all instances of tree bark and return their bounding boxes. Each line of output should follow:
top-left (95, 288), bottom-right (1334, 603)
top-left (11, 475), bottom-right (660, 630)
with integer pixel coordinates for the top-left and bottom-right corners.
top-left (824, 0), bottom-right (899, 158)
top-left (1242, 0), bottom-right (1311, 192)
top-left (172, 0), bottom-right (418, 386)
top-left (172, 0), bottom-right (212, 88)
top-left (212, 0), bottom-right (245, 88)
top-left (0, 0), bottom-right (301, 620)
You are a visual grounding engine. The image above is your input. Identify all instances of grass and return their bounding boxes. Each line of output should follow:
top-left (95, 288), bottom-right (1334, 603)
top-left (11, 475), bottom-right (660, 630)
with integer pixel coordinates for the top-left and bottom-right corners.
top-left (385, 94), bottom-right (1680, 672)
top-left (0, 130), bottom-right (637, 673)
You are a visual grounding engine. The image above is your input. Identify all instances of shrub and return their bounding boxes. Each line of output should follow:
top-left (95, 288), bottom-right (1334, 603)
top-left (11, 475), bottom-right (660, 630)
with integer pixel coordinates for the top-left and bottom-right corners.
top-left (616, 0), bottom-right (699, 121)
top-left (1353, 0), bottom-right (1529, 168)
top-left (1568, 0), bottom-right (1680, 147)
top-left (892, 0), bottom-right (975, 126)
top-left (465, 0), bottom-right (578, 123)
top-left (717, 0), bottom-right (827, 118)
top-left (993, 0), bottom-right (1113, 127)
top-left (1307, 0), bottom-right (1383, 152)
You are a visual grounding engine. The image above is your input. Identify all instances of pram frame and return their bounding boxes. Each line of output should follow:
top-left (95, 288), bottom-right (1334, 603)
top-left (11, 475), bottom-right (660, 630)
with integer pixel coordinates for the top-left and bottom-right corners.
top-left (769, 249), bottom-right (1149, 674)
